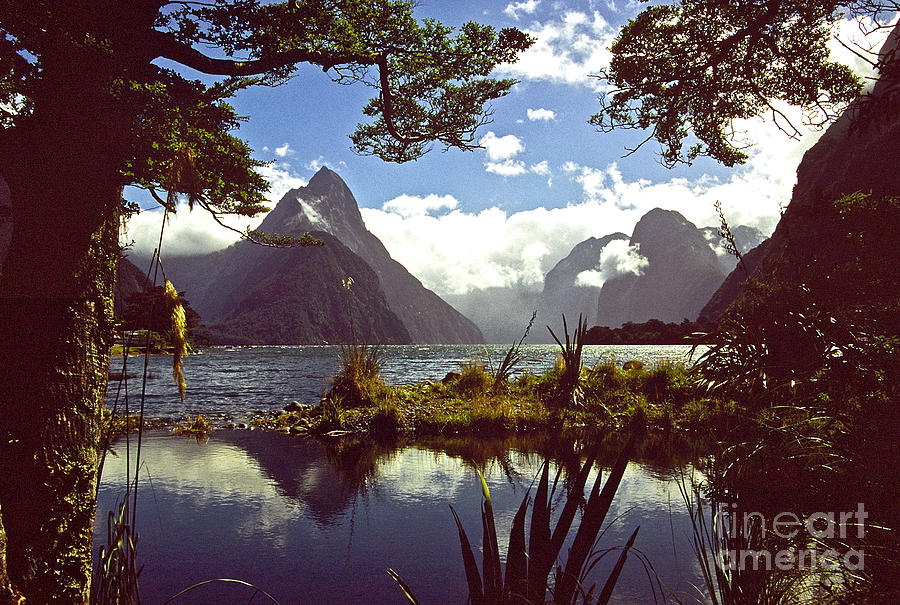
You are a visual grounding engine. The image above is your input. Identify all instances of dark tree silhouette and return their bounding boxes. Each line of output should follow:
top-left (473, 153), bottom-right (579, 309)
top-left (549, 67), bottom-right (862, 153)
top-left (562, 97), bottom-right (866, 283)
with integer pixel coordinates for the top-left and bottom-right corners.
top-left (0, 2), bottom-right (532, 601)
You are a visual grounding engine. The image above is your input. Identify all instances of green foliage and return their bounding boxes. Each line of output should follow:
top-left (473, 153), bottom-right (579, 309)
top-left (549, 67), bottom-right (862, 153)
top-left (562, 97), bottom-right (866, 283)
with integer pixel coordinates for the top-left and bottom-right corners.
top-left (1, 0), bottom-right (532, 233)
top-left (690, 192), bottom-right (900, 602)
top-left (319, 396), bottom-right (346, 432)
top-left (330, 342), bottom-right (387, 407)
top-left (548, 314), bottom-right (588, 408)
top-left (678, 475), bottom-right (807, 605)
top-left (370, 400), bottom-right (405, 438)
top-left (119, 286), bottom-right (204, 345)
top-left (593, 0), bottom-right (864, 167)
top-left (93, 500), bottom-right (141, 605)
top-left (489, 311), bottom-right (536, 393)
top-left (584, 318), bottom-right (710, 345)
top-left (172, 414), bottom-right (213, 438)
top-left (455, 357), bottom-right (493, 397)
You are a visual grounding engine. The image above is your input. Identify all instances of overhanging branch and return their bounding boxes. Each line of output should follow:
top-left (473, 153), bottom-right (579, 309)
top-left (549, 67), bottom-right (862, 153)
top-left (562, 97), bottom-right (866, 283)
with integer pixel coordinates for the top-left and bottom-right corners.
top-left (151, 30), bottom-right (375, 75)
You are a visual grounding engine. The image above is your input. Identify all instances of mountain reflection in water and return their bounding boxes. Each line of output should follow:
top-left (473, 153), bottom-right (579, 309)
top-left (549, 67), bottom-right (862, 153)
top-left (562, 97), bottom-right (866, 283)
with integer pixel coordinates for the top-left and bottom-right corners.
top-left (95, 430), bottom-right (707, 604)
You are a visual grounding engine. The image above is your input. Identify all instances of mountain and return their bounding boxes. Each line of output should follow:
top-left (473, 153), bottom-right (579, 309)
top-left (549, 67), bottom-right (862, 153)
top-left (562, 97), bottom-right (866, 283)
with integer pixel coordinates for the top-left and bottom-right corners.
top-left (444, 286), bottom-right (541, 344)
top-left (699, 225), bottom-right (766, 274)
top-left (159, 167), bottom-right (481, 344)
top-left (121, 234), bottom-right (409, 344)
top-left (594, 209), bottom-right (727, 327)
top-left (536, 232), bottom-right (629, 335)
top-left (253, 167), bottom-right (483, 344)
top-left (206, 231), bottom-right (410, 344)
top-left (701, 28), bottom-right (900, 323)
top-left (447, 209), bottom-right (767, 342)
top-left (113, 255), bottom-right (148, 315)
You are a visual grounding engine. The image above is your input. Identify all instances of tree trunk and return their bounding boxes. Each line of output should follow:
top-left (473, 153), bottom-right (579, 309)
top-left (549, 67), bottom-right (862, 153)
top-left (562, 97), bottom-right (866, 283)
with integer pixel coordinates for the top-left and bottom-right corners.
top-left (0, 42), bottom-right (125, 603)
top-left (0, 180), bottom-right (119, 602)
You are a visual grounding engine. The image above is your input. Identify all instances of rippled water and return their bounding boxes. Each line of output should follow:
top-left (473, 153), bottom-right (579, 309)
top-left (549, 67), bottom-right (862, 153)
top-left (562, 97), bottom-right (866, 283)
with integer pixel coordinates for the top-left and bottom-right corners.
top-left (106, 344), bottom-right (700, 420)
top-left (95, 431), bottom-right (706, 604)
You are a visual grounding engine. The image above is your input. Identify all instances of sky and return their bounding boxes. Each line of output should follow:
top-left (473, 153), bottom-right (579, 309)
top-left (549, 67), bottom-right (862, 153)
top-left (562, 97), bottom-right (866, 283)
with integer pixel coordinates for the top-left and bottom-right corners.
top-left (125, 0), bottom-right (893, 298)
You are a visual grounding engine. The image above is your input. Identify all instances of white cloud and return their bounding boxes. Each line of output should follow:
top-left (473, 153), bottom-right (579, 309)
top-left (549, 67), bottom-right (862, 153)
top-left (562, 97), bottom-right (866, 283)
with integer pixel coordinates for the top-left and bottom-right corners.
top-left (479, 131), bottom-right (524, 161)
top-left (274, 143), bottom-right (293, 157)
top-left (828, 15), bottom-right (898, 89)
top-left (530, 160), bottom-right (551, 175)
top-left (575, 240), bottom-right (648, 288)
top-left (527, 108), bottom-right (556, 121)
top-left (362, 200), bottom-right (650, 295)
top-left (123, 203), bottom-right (247, 257)
top-left (122, 162), bottom-right (308, 257)
top-left (480, 131), bottom-right (529, 177)
top-left (382, 193), bottom-right (459, 218)
top-left (255, 162), bottom-right (308, 203)
top-left (497, 11), bottom-right (617, 89)
top-left (504, 0), bottom-right (540, 20)
top-left (486, 160), bottom-right (528, 176)
top-left (306, 155), bottom-right (329, 171)
top-left (361, 103), bottom-right (830, 296)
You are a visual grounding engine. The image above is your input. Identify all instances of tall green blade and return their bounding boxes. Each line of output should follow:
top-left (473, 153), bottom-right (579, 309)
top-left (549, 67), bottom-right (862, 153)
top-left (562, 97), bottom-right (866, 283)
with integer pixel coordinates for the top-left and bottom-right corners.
top-left (450, 505), bottom-right (485, 605)
top-left (554, 434), bottom-right (636, 604)
top-left (504, 490), bottom-right (530, 603)
top-left (594, 526), bottom-right (640, 605)
top-left (479, 471), bottom-right (502, 602)
top-left (527, 461), bottom-right (552, 602)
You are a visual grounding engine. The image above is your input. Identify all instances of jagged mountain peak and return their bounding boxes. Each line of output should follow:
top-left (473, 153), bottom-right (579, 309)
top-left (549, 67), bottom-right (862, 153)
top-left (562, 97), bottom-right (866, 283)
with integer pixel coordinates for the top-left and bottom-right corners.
top-left (305, 165), bottom-right (348, 196)
top-left (258, 166), bottom-right (365, 242)
top-left (244, 166), bottom-right (482, 343)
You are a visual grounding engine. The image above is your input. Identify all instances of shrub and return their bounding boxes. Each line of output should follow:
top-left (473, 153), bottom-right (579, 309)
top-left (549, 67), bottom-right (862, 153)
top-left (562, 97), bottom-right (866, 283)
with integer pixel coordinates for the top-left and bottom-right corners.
top-left (584, 358), bottom-right (625, 403)
top-left (370, 400), bottom-right (405, 437)
top-left (455, 357), bottom-right (492, 397)
top-left (330, 342), bottom-right (388, 407)
top-left (643, 358), bottom-right (690, 407)
top-left (547, 314), bottom-right (588, 408)
top-left (318, 396), bottom-right (345, 432)
top-left (172, 414), bottom-right (212, 437)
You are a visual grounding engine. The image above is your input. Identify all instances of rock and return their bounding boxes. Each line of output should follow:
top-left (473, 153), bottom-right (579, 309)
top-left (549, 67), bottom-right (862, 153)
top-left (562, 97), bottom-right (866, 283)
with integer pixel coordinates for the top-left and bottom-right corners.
top-left (623, 360), bottom-right (644, 371)
top-left (442, 371), bottom-right (461, 384)
top-left (283, 401), bottom-right (305, 412)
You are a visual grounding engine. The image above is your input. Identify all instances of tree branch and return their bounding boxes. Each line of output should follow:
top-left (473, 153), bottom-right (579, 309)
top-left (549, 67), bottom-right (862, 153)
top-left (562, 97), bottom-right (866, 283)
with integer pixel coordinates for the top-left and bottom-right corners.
top-left (375, 54), bottom-right (429, 145)
top-left (150, 30), bottom-right (376, 76)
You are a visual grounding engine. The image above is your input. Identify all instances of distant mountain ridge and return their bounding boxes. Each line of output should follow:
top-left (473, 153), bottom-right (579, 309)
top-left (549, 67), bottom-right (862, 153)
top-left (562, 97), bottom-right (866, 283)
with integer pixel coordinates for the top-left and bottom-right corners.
top-left (594, 209), bottom-right (729, 327)
top-left (537, 209), bottom-right (764, 333)
top-left (448, 208), bottom-right (765, 342)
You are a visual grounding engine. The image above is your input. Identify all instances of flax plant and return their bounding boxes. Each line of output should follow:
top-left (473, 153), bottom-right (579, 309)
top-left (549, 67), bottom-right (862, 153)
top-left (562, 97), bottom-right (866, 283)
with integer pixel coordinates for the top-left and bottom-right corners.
top-left (390, 434), bottom-right (642, 604)
top-left (490, 311), bottom-right (537, 393)
top-left (548, 314), bottom-right (588, 408)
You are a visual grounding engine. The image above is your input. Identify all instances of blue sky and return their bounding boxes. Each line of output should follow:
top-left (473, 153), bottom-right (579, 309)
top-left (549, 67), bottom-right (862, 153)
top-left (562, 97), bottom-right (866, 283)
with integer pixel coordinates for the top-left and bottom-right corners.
top-left (126, 1), bottom-right (890, 297)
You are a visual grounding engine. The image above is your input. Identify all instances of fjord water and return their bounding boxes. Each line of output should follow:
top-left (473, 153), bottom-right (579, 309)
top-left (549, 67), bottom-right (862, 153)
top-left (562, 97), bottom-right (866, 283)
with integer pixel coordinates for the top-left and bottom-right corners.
top-left (95, 431), bottom-right (706, 604)
top-left (106, 344), bottom-right (700, 421)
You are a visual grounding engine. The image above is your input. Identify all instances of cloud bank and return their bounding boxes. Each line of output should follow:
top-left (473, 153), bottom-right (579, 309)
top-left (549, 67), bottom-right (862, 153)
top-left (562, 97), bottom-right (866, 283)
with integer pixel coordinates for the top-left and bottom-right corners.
top-left (575, 240), bottom-right (648, 288)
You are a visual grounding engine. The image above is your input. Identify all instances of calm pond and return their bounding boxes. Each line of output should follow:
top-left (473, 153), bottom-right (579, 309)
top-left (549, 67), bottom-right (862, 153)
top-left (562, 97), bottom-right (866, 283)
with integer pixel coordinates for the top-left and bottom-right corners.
top-left (95, 431), bottom-right (710, 604)
top-left (97, 345), bottom-right (711, 603)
